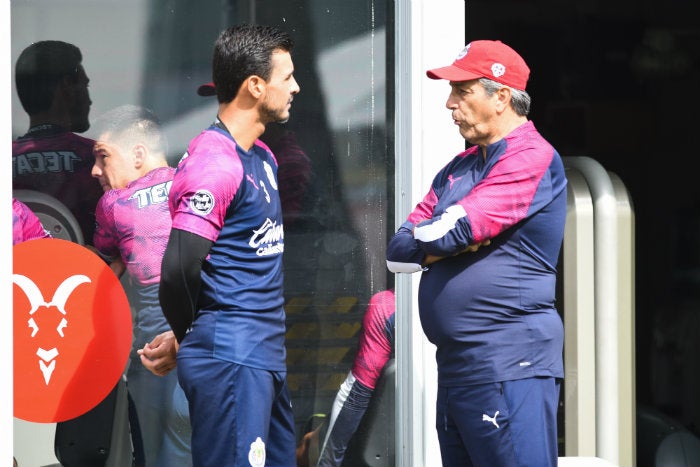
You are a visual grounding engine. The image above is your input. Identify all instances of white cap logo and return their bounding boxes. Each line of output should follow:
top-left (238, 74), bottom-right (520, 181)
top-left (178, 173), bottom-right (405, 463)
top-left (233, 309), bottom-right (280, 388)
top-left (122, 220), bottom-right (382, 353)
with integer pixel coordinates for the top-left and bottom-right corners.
top-left (456, 43), bottom-right (471, 60)
top-left (491, 63), bottom-right (506, 78)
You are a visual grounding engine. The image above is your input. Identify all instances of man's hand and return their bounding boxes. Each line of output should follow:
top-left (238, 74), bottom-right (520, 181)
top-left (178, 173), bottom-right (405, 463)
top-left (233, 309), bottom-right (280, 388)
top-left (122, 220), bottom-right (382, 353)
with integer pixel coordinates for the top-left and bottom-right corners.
top-left (422, 239), bottom-right (492, 266)
top-left (462, 238), bottom-right (491, 253)
top-left (138, 330), bottom-right (178, 376)
top-left (108, 257), bottom-right (126, 277)
top-left (295, 425), bottom-right (321, 467)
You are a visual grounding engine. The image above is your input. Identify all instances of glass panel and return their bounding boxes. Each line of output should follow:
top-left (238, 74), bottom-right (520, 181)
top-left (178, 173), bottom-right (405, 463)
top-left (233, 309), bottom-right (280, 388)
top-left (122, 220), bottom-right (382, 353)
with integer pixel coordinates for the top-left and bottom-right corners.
top-left (11, 1), bottom-right (394, 465)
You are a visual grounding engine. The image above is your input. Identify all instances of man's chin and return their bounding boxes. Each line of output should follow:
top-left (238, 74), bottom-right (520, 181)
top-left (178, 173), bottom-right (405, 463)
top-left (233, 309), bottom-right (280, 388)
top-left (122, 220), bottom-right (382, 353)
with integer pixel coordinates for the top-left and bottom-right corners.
top-left (274, 112), bottom-right (290, 124)
top-left (72, 122), bottom-right (90, 133)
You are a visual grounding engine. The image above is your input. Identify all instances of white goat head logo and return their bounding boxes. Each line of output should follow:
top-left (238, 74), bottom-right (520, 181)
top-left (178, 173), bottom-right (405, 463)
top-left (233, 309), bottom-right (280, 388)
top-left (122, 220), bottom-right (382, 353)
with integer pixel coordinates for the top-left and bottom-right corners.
top-left (12, 274), bottom-right (91, 385)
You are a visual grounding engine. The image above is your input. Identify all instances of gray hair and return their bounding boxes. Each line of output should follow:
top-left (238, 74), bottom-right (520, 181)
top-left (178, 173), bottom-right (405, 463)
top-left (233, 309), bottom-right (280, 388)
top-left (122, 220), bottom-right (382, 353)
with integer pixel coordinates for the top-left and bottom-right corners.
top-left (479, 78), bottom-right (531, 117)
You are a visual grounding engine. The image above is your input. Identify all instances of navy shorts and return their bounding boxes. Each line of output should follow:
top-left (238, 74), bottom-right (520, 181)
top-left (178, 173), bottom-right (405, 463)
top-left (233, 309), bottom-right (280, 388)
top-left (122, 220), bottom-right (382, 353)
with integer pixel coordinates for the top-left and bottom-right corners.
top-left (177, 358), bottom-right (296, 467)
top-left (436, 377), bottom-right (561, 467)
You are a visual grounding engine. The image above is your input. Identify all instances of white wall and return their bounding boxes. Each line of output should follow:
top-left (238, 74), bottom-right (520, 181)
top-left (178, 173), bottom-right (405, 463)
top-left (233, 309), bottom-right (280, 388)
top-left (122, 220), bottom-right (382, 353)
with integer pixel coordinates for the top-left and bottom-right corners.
top-left (394, 1), bottom-right (465, 466)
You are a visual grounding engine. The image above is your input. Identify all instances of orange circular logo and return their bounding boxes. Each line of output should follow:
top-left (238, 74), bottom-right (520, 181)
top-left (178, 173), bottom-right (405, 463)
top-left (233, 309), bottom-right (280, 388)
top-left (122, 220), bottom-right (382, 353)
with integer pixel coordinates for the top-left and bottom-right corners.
top-left (13, 238), bottom-right (132, 423)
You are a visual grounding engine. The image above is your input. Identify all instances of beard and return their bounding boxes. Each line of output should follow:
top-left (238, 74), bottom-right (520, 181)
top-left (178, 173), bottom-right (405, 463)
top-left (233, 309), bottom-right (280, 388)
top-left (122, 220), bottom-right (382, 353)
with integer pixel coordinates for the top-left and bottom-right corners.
top-left (260, 97), bottom-right (290, 124)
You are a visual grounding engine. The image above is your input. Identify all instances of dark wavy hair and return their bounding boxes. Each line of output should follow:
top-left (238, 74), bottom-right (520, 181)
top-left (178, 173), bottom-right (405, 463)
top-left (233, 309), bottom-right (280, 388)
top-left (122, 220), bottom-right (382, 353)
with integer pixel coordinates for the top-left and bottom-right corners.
top-left (212, 24), bottom-right (294, 103)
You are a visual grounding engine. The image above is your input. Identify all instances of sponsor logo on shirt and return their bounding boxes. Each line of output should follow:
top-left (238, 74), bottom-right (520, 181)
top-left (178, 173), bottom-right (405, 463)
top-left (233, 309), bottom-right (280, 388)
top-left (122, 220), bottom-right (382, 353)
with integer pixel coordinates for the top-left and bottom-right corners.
top-left (13, 151), bottom-right (81, 177)
top-left (249, 218), bottom-right (284, 256)
top-left (129, 180), bottom-right (172, 208)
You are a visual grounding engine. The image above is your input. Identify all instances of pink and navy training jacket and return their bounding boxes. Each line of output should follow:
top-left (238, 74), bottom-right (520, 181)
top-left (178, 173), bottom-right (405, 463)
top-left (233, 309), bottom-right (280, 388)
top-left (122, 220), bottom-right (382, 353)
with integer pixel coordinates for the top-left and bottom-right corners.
top-left (387, 121), bottom-right (568, 386)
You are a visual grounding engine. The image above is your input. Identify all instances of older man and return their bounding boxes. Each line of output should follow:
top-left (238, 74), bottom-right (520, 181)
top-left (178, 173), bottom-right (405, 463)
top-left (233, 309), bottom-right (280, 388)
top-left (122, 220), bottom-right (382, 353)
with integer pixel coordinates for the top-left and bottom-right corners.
top-left (387, 40), bottom-right (567, 467)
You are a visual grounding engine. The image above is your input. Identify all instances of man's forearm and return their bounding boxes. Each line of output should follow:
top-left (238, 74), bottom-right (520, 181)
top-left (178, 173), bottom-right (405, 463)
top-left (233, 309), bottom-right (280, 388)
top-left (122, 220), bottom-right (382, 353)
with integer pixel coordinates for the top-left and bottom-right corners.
top-left (159, 228), bottom-right (211, 342)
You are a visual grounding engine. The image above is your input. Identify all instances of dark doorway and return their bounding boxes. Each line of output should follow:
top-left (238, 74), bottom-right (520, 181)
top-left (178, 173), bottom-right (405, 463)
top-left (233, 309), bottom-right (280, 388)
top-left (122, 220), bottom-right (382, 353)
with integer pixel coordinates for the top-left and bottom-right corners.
top-left (466, 0), bottom-right (700, 445)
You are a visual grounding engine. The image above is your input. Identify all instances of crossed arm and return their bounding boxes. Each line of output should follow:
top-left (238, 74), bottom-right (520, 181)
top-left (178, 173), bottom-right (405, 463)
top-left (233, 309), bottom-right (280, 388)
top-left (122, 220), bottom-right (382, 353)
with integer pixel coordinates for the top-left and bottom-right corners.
top-left (421, 238), bottom-right (492, 266)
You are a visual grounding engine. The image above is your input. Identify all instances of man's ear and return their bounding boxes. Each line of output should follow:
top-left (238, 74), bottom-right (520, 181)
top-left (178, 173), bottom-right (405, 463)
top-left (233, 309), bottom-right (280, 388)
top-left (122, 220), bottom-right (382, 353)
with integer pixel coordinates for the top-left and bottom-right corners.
top-left (246, 75), bottom-right (266, 99)
top-left (494, 87), bottom-right (512, 113)
top-left (133, 144), bottom-right (147, 169)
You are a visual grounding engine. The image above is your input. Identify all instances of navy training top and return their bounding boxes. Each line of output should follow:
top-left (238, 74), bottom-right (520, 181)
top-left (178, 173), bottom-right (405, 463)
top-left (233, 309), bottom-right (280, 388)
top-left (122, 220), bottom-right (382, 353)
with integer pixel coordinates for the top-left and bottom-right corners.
top-left (168, 123), bottom-right (286, 371)
top-left (387, 121), bottom-right (567, 386)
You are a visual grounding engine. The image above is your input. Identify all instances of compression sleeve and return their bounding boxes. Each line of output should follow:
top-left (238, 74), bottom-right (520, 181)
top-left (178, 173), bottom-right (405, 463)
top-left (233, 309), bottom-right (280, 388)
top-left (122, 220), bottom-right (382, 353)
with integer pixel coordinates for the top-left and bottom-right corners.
top-left (159, 228), bottom-right (213, 342)
top-left (317, 372), bottom-right (373, 467)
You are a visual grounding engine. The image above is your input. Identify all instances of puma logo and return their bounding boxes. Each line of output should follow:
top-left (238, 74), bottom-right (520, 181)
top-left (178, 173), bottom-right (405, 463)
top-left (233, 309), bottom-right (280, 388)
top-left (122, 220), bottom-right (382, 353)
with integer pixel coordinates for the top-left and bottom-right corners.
top-left (482, 410), bottom-right (500, 428)
top-left (247, 174), bottom-right (259, 189)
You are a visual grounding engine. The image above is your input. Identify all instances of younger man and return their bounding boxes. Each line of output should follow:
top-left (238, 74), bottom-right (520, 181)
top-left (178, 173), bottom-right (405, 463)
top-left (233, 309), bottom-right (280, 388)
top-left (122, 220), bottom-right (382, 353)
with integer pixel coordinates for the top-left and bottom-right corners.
top-left (159, 24), bottom-right (300, 467)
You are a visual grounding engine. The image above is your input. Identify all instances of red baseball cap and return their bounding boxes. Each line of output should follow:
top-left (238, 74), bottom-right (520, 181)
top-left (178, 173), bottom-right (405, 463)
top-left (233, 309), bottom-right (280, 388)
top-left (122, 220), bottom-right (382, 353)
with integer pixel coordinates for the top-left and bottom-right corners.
top-left (197, 82), bottom-right (216, 96)
top-left (426, 40), bottom-right (530, 91)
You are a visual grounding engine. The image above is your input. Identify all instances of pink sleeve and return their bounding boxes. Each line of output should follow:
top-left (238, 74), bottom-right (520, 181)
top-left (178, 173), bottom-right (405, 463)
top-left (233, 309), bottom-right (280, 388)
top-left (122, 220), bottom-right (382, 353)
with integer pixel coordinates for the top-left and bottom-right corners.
top-left (93, 192), bottom-right (120, 258)
top-left (169, 131), bottom-right (244, 241)
top-left (351, 290), bottom-right (396, 389)
top-left (12, 198), bottom-right (50, 245)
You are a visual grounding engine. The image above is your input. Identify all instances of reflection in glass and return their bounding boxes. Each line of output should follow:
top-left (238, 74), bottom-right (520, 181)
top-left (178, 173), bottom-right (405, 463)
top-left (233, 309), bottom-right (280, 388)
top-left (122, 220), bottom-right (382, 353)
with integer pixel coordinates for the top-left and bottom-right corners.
top-left (12, 0), bottom-right (395, 464)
